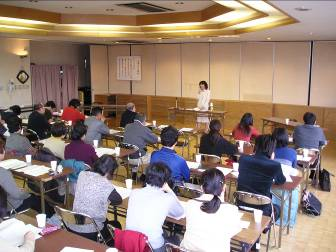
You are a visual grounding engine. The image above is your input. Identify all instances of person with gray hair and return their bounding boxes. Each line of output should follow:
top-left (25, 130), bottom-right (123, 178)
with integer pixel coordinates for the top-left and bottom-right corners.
top-left (120, 102), bottom-right (137, 128)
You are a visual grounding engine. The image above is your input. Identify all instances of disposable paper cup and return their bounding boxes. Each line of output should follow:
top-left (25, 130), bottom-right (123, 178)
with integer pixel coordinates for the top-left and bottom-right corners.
top-left (233, 162), bottom-right (239, 171)
top-left (50, 161), bottom-right (57, 171)
top-left (68, 121), bottom-right (72, 126)
top-left (303, 148), bottom-right (309, 158)
top-left (254, 209), bottom-right (263, 223)
top-left (60, 109), bottom-right (63, 114)
top-left (285, 118), bottom-right (290, 125)
top-left (125, 179), bottom-right (133, 189)
top-left (115, 147), bottom-right (120, 156)
top-left (36, 213), bottom-right (46, 228)
top-left (195, 154), bottom-right (202, 163)
top-left (93, 140), bottom-right (99, 148)
top-left (25, 154), bottom-right (32, 164)
top-left (238, 141), bottom-right (244, 149)
top-left (152, 120), bottom-right (156, 127)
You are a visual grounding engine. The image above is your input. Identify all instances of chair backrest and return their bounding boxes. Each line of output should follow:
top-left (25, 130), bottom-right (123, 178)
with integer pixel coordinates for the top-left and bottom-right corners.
top-left (199, 153), bottom-right (221, 164)
top-left (175, 183), bottom-right (203, 199)
top-left (119, 142), bottom-right (141, 159)
top-left (165, 243), bottom-right (188, 252)
top-left (233, 191), bottom-right (271, 207)
top-left (25, 128), bottom-right (40, 142)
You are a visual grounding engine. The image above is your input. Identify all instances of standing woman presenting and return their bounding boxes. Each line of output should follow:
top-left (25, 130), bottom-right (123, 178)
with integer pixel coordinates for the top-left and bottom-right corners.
top-left (196, 80), bottom-right (211, 129)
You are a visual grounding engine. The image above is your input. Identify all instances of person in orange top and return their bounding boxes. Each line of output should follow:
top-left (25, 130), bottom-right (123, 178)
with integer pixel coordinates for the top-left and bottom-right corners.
top-left (61, 99), bottom-right (85, 123)
top-left (232, 112), bottom-right (260, 142)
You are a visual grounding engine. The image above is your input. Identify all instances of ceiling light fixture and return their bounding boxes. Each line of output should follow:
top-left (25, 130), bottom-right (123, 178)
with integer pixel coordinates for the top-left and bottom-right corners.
top-left (294, 7), bottom-right (312, 11)
top-left (267, 37), bottom-right (271, 40)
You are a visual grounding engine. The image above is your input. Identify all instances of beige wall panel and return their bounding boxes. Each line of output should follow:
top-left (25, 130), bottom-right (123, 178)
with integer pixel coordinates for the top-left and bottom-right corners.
top-left (273, 42), bottom-right (310, 105)
top-left (90, 45), bottom-right (109, 100)
top-left (181, 43), bottom-right (209, 98)
top-left (240, 42), bottom-right (273, 102)
top-left (131, 44), bottom-right (155, 96)
top-left (155, 44), bottom-right (181, 97)
top-left (323, 108), bottom-right (336, 139)
top-left (108, 45), bottom-right (131, 94)
top-left (311, 41), bottom-right (336, 107)
top-left (210, 43), bottom-right (240, 100)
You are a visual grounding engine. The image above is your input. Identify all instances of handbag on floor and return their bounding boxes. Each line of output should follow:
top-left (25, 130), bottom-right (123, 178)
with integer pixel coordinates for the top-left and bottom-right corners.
top-left (301, 189), bottom-right (322, 216)
top-left (319, 169), bottom-right (331, 192)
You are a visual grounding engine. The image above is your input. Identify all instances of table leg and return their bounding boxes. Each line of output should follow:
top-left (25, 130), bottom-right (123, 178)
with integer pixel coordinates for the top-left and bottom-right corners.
top-left (287, 190), bottom-right (293, 234)
top-left (262, 120), bottom-right (266, 134)
top-left (65, 177), bottom-right (70, 209)
top-left (278, 189), bottom-right (285, 248)
top-left (39, 181), bottom-right (45, 213)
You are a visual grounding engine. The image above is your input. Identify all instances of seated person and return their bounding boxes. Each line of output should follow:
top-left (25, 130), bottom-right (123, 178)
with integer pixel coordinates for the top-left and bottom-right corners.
top-left (0, 139), bottom-right (53, 217)
top-left (0, 114), bottom-right (9, 139)
top-left (44, 100), bottom-right (57, 122)
top-left (120, 102), bottom-right (137, 128)
top-left (200, 119), bottom-right (237, 158)
top-left (232, 113), bottom-right (259, 142)
top-left (181, 169), bottom-right (241, 252)
top-left (28, 103), bottom-right (51, 140)
top-left (123, 113), bottom-right (158, 178)
top-left (237, 134), bottom-right (286, 218)
top-left (1, 105), bottom-right (22, 124)
top-left (0, 185), bottom-right (35, 252)
top-left (150, 126), bottom-right (190, 186)
top-left (42, 122), bottom-right (67, 159)
top-left (126, 163), bottom-right (184, 251)
top-left (61, 98), bottom-right (85, 123)
top-left (70, 155), bottom-right (122, 241)
top-left (293, 112), bottom-right (327, 149)
top-left (64, 121), bottom-right (98, 167)
top-left (84, 106), bottom-right (110, 145)
top-left (272, 128), bottom-right (297, 167)
top-left (5, 116), bottom-right (36, 156)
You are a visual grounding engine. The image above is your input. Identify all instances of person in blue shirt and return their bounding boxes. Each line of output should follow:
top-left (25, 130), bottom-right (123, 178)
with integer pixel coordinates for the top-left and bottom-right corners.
top-left (272, 127), bottom-right (297, 168)
top-left (150, 126), bottom-right (190, 186)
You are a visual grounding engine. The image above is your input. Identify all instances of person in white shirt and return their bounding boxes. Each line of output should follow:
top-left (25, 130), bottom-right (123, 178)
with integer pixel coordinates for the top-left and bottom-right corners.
top-left (42, 122), bottom-right (67, 159)
top-left (181, 168), bottom-right (241, 252)
top-left (197, 80), bottom-right (211, 129)
top-left (126, 162), bottom-right (184, 252)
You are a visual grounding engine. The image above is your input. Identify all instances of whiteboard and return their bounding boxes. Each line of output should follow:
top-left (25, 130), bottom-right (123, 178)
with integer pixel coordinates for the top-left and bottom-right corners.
top-left (117, 56), bottom-right (141, 81)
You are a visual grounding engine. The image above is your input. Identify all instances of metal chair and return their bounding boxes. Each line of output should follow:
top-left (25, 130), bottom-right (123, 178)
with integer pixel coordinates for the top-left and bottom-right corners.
top-left (118, 142), bottom-right (142, 182)
top-left (165, 243), bottom-right (188, 252)
top-left (297, 148), bottom-right (321, 187)
top-left (233, 191), bottom-right (277, 251)
top-left (175, 131), bottom-right (190, 158)
top-left (54, 206), bottom-right (106, 244)
top-left (25, 128), bottom-right (40, 142)
top-left (175, 182), bottom-right (203, 199)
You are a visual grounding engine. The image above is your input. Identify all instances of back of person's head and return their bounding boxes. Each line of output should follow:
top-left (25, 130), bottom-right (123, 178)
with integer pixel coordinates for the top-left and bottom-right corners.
top-left (239, 113), bottom-right (253, 135)
top-left (134, 113), bottom-right (146, 123)
top-left (45, 101), bottom-right (56, 109)
top-left (200, 169), bottom-right (225, 214)
top-left (303, 112), bottom-right (316, 125)
top-left (126, 102), bottom-right (135, 111)
top-left (91, 106), bottom-right (103, 117)
top-left (71, 121), bottom-right (87, 140)
top-left (161, 126), bottom-right (178, 147)
top-left (92, 154), bottom-right (118, 179)
top-left (33, 103), bottom-right (44, 111)
top-left (51, 122), bottom-right (67, 137)
top-left (199, 80), bottom-right (208, 90)
top-left (68, 99), bottom-right (81, 108)
top-left (145, 162), bottom-right (171, 188)
top-left (208, 119), bottom-right (222, 145)
top-left (272, 128), bottom-right (288, 148)
top-left (9, 105), bottom-right (21, 116)
top-left (254, 134), bottom-right (276, 159)
top-left (7, 115), bottom-right (21, 133)
top-left (0, 185), bottom-right (7, 219)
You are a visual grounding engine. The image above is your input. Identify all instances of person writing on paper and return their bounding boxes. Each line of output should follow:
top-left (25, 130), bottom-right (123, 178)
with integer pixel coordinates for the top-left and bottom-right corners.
top-left (126, 163), bottom-right (184, 251)
top-left (70, 155), bottom-right (122, 242)
top-left (181, 169), bottom-right (241, 252)
top-left (61, 98), bottom-right (85, 124)
top-left (0, 186), bottom-right (35, 252)
top-left (84, 106), bottom-right (110, 145)
top-left (232, 113), bottom-right (259, 142)
top-left (196, 81), bottom-right (210, 128)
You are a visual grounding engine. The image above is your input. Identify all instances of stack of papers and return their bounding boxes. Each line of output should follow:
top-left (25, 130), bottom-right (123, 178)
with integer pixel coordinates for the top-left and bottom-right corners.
top-left (16, 165), bottom-right (50, 176)
top-left (95, 147), bottom-right (115, 158)
top-left (114, 185), bottom-right (132, 200)
top-left (180, 127), bottom-right (193, 132)
top-left (186, 161), bottom-right (200, 169)
top-left (297, 155), bottom-right (311, 162)
top-left (216, 167), bottom-right (233, 176)
top-left (0, 159), bottom-right (27, 170)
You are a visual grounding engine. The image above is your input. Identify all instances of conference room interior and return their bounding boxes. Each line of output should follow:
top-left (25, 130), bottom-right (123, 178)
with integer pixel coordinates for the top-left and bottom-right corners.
top-left (0, 1), bottom-right (335, 251)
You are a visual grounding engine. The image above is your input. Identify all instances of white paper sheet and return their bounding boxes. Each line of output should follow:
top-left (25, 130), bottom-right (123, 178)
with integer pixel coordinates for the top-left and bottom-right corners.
top-left (281, 164), bottom-right (298, 182)
top-left (297, 155), bottom-right (311, 162)
top-left (95, 147), bottom-right (115, 158)
top-left (22, 119), bottom-right (28, 124)
top-left (186, 161), bottom-right (200, 169)
top-left (216, 167), bottom-right (233, 176)
top-left (240, 220), bottom-right (250, 229)
top-left (114, 185), bottom-right (131, 200)
top-left (109, 129), bottom-right (120, 135)
top-left (60, 247), bottom-right (94, 252)
top-left (231, 171), bottom-right (239, 178)
top-left (179, 127), bottom-right (193, 132)
top-left (0, 159), bottom-right (27, 170)
top-left (158, 125), bottom-right (169, 130)
top-left (16, 165), bottom-right (50, 176)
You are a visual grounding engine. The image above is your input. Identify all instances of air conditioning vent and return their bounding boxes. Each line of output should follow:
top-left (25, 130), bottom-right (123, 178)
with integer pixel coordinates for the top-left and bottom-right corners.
top-left (118, 2), bottom-right (174, 13)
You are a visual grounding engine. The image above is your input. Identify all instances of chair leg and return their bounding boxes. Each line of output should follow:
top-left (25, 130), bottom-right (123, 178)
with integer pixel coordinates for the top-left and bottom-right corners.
top-left (266, 224), bottom-right (271, 252)
top-left (272, 213), bottom-right (277, 248)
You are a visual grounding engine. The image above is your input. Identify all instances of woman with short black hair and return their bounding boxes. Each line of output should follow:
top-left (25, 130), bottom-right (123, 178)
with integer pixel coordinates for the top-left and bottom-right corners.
top-left (181, 169), bottom-right (241, 252)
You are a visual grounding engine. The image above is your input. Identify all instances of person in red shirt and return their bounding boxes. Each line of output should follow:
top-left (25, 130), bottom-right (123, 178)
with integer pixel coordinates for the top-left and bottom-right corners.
top-left (232, 112), bottom-right (260, 142)
top-left (61, 99), bottom-right (85, 123)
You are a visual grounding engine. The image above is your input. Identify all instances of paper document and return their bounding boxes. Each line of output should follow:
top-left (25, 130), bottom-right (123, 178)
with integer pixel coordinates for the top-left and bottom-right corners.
top-left (180, 128), bottom-right (193, 132)
top-left (216, 167), bottom-right (233, 176)
top-left (231, 171), bottom-right (239, 178)
top-left (281, 164), bottom-right (298, 182)
top-left (183, 183), bottom-right (202, 192)
top-left (16, 165), bottom-right (50, 176)
top-left (109, 129), bottom-right (120, 135)
top-left (158, 125), bottom-right (169, 130)
top-left (114, 185), bottom-right (131, 200)
top-left (297, 155), bottom-right (311, 162)
top-left (22, 119), bottom-right (28, 124)
top-left (186, 161), bottom-right (200, 169)
top-left (240, 221), bottom-right (250, 229)
top-left (95, 147), bottom-right (115, 158)
top-left (60, 248), bottom-right (94, 252)
top-left (0, 159), bottom-right (27, 170)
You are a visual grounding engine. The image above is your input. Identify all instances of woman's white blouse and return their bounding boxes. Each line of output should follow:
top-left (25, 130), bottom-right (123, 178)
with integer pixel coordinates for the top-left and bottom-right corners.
top-left (197, 90), bottom-right (210, 111)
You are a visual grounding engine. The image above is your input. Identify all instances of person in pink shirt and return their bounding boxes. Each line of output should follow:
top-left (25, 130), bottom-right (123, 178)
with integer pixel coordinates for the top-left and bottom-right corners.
top-left (232, 113), bottom-right (260, 142)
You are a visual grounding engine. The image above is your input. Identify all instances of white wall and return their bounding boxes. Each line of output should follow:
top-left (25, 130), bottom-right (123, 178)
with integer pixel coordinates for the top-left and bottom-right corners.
top-left (0, 38), bottom-right (32, 109)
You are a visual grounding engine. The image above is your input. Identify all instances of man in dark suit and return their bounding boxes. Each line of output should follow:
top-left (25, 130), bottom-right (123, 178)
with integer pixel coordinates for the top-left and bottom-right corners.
top-left (120, 102), bottom-right (137, 128)
top-left (237, 134), bottom-right (286, 217)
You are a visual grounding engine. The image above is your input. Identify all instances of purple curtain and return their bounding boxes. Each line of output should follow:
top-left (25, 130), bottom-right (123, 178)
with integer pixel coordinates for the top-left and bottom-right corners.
top-left (31, 64), bottom-right (79, 108)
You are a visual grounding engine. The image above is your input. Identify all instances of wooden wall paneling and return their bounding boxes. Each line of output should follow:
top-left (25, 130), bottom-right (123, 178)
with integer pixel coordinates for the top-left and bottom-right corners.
top-left (240, 42), bottom-right (274, 102)
top-left (323, 108), bottom-right (336, 140)
top-left (131, 44), bottom-right (156, 95)
top-left (181, 43), bottom-right (209, 98)
top-left (273, 42), bottom-right (310, 105)
top-left (108, 45), bottom-right (131, 94)
top-left (151, 96), bottom-right (177, 125)
top-left (210, 43), bottom-right (240, 100)
top-left (155, 44), bottom-right (181, 97)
